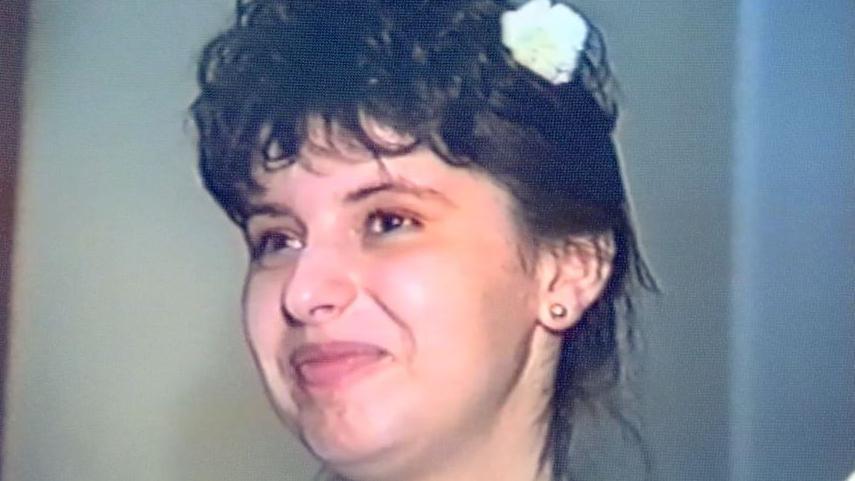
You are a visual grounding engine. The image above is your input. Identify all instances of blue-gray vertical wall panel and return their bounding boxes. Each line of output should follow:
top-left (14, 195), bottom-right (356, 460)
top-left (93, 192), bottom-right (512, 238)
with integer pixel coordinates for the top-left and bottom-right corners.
top-left (733, 1), bottom-right (855, 480)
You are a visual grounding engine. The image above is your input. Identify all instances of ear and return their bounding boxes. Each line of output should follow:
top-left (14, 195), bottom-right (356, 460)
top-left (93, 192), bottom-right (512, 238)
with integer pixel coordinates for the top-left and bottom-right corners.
top-left (535, 233), bottom-right (615, 331)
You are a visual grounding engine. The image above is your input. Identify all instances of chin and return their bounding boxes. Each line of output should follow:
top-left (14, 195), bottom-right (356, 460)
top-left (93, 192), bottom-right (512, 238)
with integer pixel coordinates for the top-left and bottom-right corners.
top-left (302, 426), bottom-right (410, 481)
top-left (304, 429), bottom-right (385, 463)
top-left (298, 402), bottom-right (455, 481)
top-left (296, 403), bottom-right (409, 467)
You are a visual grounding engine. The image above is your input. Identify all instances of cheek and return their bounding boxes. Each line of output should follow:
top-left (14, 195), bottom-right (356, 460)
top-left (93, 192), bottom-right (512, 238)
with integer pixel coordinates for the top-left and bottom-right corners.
top-left (367, 241), bottom-right (536, 373)
top-left (242, 269), bottom-right (305, 423)
top-left (243, 270), bottom-right (287, 360)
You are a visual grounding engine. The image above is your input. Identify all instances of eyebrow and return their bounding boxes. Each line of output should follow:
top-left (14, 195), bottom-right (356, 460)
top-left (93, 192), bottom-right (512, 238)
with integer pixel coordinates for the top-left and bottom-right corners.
top-left (343, 180), bottom-right (455, 206)
top-left (243, 202), bottom-right (298, 220)
top-left (243, 179), bottom-right (455, 222)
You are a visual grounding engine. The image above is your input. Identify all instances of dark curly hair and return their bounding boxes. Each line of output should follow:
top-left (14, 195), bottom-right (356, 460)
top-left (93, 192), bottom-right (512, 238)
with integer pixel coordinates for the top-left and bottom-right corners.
top-left (191, 1), bottom-right (656, 479)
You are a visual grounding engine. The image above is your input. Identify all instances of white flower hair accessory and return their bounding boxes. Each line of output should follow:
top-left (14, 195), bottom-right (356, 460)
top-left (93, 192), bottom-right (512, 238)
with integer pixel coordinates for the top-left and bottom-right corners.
top-left (501, 0), bottom-right (589, 85)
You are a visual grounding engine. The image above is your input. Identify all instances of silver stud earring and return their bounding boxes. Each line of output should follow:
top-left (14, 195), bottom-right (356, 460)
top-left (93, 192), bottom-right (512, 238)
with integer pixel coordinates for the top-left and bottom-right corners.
top-left (549, 303), bottom-right (568, 319)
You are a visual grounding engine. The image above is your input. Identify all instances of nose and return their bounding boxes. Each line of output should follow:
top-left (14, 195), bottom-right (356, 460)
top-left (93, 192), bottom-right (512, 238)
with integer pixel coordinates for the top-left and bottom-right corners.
top-left (281, 246), bottom-right (358, 326)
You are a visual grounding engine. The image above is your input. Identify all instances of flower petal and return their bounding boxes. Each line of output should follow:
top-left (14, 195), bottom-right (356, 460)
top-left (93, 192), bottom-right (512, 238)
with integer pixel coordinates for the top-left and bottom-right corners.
top-left (501, 0), bottom-right (590, 85)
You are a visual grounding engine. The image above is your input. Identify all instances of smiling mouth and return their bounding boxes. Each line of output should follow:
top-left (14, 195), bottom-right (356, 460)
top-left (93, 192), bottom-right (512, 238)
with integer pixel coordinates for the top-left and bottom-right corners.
top-left (290, 342), bottom-right (390, 391)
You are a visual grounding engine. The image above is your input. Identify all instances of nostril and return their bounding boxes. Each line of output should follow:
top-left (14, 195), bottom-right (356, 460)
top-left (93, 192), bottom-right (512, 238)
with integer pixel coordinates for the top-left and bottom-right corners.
top-left (308, 303), bottom-right (340, 320)
top-left (280, 302), bottom-right (342, 326)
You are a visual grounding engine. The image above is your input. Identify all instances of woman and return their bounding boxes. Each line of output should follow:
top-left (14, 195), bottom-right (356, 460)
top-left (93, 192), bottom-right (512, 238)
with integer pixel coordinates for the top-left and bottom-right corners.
top-left (191, 0), bottom-right (655, 480)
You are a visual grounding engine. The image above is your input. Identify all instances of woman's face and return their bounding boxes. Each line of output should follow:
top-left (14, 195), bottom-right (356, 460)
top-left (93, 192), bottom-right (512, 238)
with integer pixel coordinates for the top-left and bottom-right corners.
top-left (241, 127), bottom-right (557, 477)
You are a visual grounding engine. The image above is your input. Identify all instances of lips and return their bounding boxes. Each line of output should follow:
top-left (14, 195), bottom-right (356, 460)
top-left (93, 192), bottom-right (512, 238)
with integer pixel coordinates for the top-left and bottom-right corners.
top-left (290, 341), bottom-right (388, 389)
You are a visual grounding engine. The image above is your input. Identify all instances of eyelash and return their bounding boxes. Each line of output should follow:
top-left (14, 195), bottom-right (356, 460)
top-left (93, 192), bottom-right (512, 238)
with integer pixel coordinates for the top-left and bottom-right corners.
top-left (250, 209), bottom-right (422, 261)
top-left (364, 209), bottom-right (422, 236)
top-left (250, 231), bottom-right (303, 260)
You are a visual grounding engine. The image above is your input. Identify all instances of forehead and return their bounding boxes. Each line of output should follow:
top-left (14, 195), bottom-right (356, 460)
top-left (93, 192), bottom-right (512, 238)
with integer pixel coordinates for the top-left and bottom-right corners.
top-left (242, 119), bottom-right (537, 260)
top-left (252, 116), bottom-right (404, 187)
top-left (244, 115), bottom-right (521, 223)
top-left (250, 143), bottom-right (481, 207)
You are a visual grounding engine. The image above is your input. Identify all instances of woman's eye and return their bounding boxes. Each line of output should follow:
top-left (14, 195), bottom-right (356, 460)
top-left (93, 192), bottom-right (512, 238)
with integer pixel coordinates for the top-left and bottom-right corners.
top-left (252, 232), bottom-right (303, 259)
top-left (365, 210), bottom-right (420, 235)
